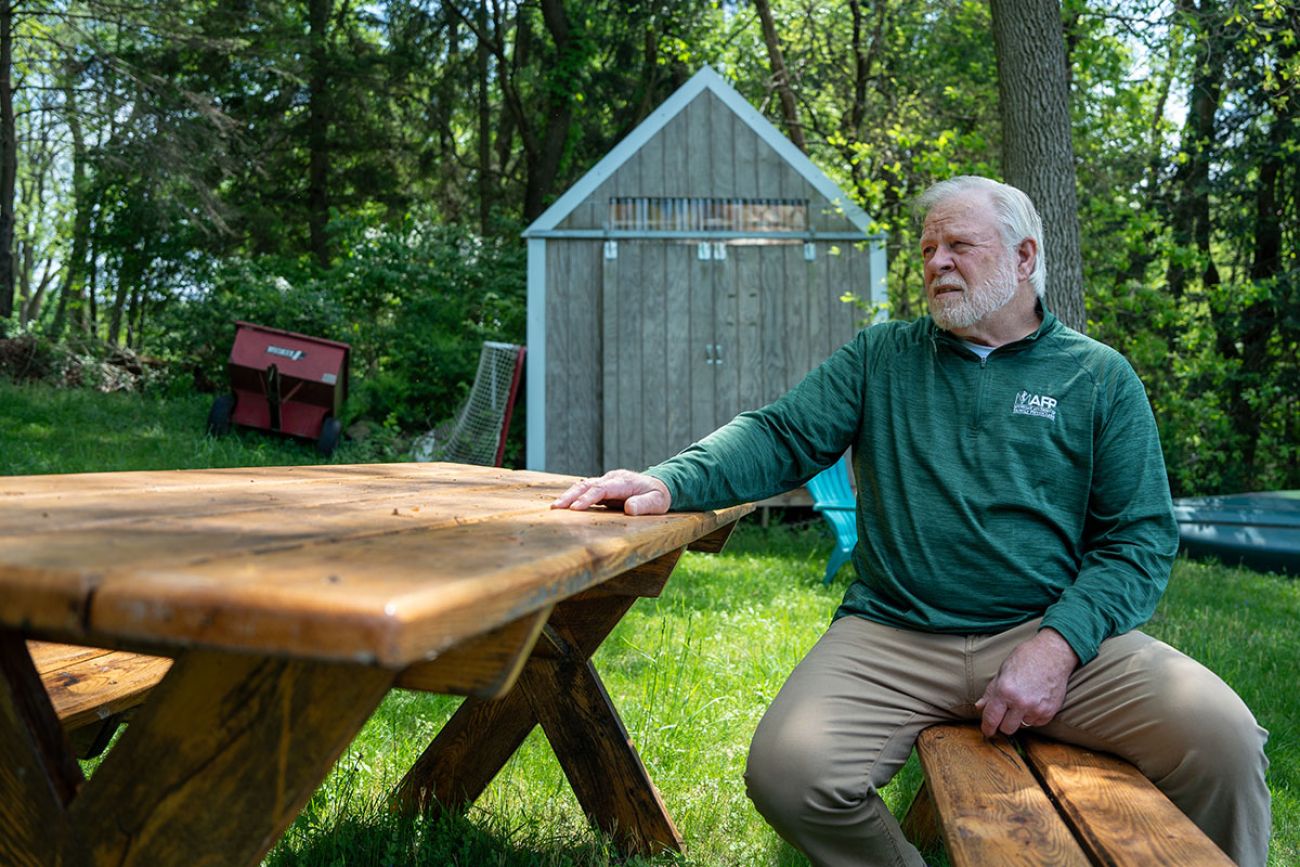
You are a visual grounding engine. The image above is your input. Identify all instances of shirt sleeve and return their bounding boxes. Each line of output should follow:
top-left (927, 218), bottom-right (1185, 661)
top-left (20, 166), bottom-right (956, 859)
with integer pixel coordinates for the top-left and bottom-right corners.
top-left (645, 330), bottom-right (870, 512)
top-left (1039, 358), bottom-right (1178, 664)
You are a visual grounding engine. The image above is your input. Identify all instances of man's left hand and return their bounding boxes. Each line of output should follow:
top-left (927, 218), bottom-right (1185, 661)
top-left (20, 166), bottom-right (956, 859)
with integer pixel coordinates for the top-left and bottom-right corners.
top-left (975, 627), bottom-right (1079, 737)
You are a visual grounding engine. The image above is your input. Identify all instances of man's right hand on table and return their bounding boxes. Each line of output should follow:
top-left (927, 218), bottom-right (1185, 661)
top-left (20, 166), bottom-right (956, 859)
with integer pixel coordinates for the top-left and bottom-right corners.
top-left (551, 469), bottom-right (672, 516)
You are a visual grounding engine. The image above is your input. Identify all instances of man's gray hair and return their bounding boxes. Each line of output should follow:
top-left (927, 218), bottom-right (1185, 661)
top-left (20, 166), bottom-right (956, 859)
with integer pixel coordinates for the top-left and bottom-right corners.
top-left (916, 176), bottom-right (1046, 298)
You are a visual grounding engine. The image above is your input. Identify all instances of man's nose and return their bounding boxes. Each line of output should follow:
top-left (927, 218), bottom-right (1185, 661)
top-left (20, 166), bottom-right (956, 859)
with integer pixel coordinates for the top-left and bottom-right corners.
top-left (928, 246), bottom-right (954, 272)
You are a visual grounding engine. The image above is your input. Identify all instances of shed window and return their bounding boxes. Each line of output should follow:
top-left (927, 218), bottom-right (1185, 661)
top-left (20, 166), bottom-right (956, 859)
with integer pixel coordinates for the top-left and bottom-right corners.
top-left (610, 197), bottom-right (808, 233)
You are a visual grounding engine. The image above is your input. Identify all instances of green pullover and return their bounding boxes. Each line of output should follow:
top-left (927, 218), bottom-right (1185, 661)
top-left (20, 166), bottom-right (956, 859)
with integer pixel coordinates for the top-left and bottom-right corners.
top-left (645, 311), bottom-right (1178, 664)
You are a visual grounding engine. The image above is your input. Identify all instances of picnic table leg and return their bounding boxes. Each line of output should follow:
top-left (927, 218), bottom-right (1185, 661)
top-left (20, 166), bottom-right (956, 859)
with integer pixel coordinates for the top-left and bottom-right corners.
top-left (394, 548), bottom-right (687, 855)
top-left (0, 629), bottom-right (86, 865)
top-left (64, 648), bottom-right (392, 867)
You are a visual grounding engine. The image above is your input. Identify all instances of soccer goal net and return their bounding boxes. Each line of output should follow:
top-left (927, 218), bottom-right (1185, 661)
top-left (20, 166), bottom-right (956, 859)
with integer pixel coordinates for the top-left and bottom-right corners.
top-left (416, 341), bottom-right (525, 467)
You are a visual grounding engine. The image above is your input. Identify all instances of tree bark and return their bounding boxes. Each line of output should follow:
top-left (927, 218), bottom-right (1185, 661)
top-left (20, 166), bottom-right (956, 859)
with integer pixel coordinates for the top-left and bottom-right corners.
top-left (0, 0), bottom-right (17, 321)
top-left (476, 0), bottom-right (491, 234)
top-left (50, 63), bottom-right (93, 339)
top-left (753, 0), bottom-right (806, 153)
top-left (522, 0), bottom-right (577, 221)
top-left (1166, 0), bottom-right (1223, 301)
top-left (989, 0), bottom-right (1086, 331)
top-left (307, 0), bottom-right (331, 268)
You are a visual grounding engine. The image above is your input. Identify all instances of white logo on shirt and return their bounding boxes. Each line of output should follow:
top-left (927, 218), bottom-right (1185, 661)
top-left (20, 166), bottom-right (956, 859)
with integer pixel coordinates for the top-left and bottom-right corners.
top-left (1013, 390), bottom-right (1058, 421)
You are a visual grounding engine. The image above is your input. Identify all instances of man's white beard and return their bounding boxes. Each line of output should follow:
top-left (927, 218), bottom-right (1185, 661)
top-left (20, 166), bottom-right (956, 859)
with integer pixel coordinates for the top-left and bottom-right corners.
top-left (928, 258), bottom-right (1019, 331)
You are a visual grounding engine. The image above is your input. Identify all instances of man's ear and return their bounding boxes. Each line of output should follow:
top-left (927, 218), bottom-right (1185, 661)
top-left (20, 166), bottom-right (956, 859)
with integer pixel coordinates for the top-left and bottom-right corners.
top-left (1016, 238), bottom-right (1038, 282)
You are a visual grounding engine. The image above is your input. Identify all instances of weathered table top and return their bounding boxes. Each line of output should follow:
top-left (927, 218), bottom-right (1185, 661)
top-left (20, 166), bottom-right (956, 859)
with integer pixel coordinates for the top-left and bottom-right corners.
top-left (0, 462), bottom-right (751, 666)
top-left (0, 462), bottom-right (752, 865)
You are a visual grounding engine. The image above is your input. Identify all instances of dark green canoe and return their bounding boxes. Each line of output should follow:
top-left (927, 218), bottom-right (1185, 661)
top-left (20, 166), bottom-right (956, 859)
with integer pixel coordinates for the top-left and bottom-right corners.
top-left (1173, 491), bottom-right (1300, 575)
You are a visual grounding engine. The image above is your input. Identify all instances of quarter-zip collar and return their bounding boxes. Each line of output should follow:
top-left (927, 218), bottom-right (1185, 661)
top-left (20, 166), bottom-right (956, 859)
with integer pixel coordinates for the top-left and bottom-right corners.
top-left (930, 306), bottom-right (1061, 361)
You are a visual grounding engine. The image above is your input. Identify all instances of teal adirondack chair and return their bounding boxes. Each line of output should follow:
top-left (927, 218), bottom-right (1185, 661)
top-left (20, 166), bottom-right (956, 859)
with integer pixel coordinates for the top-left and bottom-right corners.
top-left (806, 455), bottom-right (857, 585)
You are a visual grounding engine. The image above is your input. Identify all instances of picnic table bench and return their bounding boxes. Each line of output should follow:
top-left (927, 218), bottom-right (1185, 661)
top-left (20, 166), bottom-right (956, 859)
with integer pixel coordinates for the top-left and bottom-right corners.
top-left (0, 462), bottom-right (752, 866)
top-left (901, 722), bottom-right (1234, 866)
top-left (27, 640), bottom-right (172, 758)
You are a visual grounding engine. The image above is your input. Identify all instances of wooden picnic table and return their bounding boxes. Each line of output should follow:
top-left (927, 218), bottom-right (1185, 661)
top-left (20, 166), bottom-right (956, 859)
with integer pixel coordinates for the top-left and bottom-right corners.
top-left (0, 461), bottom-right (752, 866)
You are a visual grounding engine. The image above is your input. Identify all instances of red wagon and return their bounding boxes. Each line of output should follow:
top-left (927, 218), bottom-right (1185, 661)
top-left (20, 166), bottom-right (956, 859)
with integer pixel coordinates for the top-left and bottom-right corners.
top-left (207, 321), bottom-right (350, 456)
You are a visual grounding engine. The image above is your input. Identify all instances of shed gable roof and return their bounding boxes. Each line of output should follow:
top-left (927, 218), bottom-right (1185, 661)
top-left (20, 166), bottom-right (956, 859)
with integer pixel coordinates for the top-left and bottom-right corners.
top-left (523, 66), bottom-right (871, 237)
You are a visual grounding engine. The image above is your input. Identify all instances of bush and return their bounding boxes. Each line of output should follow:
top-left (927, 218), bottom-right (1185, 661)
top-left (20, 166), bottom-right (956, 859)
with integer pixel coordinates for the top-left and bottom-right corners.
top-left (147, 212), bottom-right (526, 435)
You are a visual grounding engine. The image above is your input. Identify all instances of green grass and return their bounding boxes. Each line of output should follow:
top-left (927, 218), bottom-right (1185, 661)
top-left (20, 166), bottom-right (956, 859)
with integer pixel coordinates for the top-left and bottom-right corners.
top-left (4, 379), bottom-right (1296, 865)
top-left (0, 379), bottom-right (400, 475)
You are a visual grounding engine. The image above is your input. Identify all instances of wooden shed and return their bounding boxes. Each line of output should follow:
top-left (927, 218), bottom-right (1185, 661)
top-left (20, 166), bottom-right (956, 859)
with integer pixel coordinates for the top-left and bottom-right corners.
top-left (525, 66), bottom-right (886, 476)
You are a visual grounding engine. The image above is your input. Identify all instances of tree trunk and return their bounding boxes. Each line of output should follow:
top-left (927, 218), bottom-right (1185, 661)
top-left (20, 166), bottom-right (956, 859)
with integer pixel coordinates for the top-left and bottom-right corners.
top-left (753, 0), bottom-right (806, 153)
top-left (476, 0), bottom-right (491, 234)
top-left (1166, 0), bottom-right (1224, 301)
top-left (307, 0), bottom-right (331, 268)
top-left (50, 65), bottom-right (92, 339)
top-left (0, 0), bottom-right (16, 321)
top-left (989, 0), bottom-right (1086, 331)
top-left (522, 0), bottom-right (577, 221)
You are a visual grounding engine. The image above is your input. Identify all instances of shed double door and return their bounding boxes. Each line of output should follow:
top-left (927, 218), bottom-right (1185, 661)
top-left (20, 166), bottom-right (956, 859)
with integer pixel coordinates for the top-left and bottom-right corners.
top-left (601, 239), bottom-right (823, 472)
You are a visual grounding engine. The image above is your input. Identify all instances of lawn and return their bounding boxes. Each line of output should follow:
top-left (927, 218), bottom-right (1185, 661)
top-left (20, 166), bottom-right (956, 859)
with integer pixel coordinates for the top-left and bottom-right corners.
top-left (3, 378), bottom-right (1296, 866)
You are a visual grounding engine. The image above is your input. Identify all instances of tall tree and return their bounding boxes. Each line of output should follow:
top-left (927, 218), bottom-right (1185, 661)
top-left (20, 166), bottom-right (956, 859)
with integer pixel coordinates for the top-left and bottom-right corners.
top-left (307, 0), bottom-right (332, 267)
top-left (753, 0), bottom-right (806, 152)
top-left (989, 0), bottom-right (1086, 330)
top-left (0, 0), bottom-right (16, 322)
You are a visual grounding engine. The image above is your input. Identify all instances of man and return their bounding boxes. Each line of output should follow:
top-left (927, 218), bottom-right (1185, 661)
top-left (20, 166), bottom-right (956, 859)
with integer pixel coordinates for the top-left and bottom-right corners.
top-left (553, 176), bottom-right (1269, 866)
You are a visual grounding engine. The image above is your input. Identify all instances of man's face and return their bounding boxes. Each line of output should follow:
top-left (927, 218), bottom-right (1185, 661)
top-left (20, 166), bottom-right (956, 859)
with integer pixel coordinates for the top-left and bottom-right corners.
top-left (920, 194), bottom-right (1021, 332)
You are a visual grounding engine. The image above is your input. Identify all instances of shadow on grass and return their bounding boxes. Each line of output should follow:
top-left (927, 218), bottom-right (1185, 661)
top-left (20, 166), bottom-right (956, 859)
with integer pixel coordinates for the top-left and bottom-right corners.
top-left (265, 804), bottom-right (685, 867)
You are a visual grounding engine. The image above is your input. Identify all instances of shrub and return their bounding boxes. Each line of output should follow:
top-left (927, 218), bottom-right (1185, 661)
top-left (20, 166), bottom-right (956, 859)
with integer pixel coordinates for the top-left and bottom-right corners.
top-left (147, 212), bottom-right (526, 434)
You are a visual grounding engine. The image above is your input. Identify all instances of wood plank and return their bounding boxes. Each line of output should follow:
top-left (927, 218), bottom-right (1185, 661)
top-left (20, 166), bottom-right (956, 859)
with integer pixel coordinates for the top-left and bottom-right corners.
top-left (619, 241), bottom-right (646, 469)
top-left (392, 688), bottom-right (537, 816)
top-left (567, 547), bottom-right (681, 602)
top-left (707, 91), bottom-right (734, 198)
top-left (641, 242), bottom-right (670, 466)
top-left (1022, 735), bottom-right (1235, 866)
top-left (81, 504), bottom-right (751, 667)
top-left (689, 217), bottom-right (717, 443)
top-left (1, 464), bottom-right (751, 665)
top-left (3, 466), bottom-right (575, 538)
top-left (664, 240), bottom-right (692, 456)
top-left (714, 245), bottom-right (741, 426)
top-left (27, 640), bottom-right (115, 674)
top-left (0, 630), bottom-right (85, 808)
top-left (394, 606), bottom-right (551, 699)
top-left (783, 242), bottom-right (809, 390)
top-left (732, 96), bottom-right (758, 198)
top-left (915, 724), bottom-right (1089, 867)
top-left (558, 242), bottom-right (604, 475)
top-left (601, 231), bottom-right (622, 472)
top-left (68, 649), bottom-right (393, 867)
top-left (759, 243), bottom-right (785, 400)
top-left (900, 779), bottom-right (944, 854)
top-left (737, 247), bottom-right (764, 412)
top-left (40, 649), bottom-right (173, 731)
top-left (681, 93), bottom-right (710, 197)
top-left (0, 655), bottom-right (84, 866)
top-left (522, 656), bottom-right (683, 855)
top-left (687, 520), bottom-right (739, 553)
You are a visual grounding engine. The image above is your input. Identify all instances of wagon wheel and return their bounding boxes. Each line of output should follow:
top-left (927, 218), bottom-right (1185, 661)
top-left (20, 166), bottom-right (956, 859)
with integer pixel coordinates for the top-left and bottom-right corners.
top-left (316, 417), bottom-right (343, 457)
top-left (207, 394), bottom-right (236, 436)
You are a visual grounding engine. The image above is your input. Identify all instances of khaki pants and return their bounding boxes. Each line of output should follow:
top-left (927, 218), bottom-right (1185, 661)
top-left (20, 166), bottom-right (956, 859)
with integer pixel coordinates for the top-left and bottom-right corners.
top-left (745, 616), bottom-right (1270, 867)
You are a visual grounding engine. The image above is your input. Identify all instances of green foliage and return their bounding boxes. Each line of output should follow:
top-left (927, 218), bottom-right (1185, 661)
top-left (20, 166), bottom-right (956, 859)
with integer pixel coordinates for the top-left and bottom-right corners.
top-left (148, 212), bottom-right (525, 433)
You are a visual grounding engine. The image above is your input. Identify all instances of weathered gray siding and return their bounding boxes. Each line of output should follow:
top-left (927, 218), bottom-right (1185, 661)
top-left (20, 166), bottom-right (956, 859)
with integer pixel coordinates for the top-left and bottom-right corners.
top-left (543, 241), bottom-right (602, 475)
top-left (541, 85), bottom-right (875, 476)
